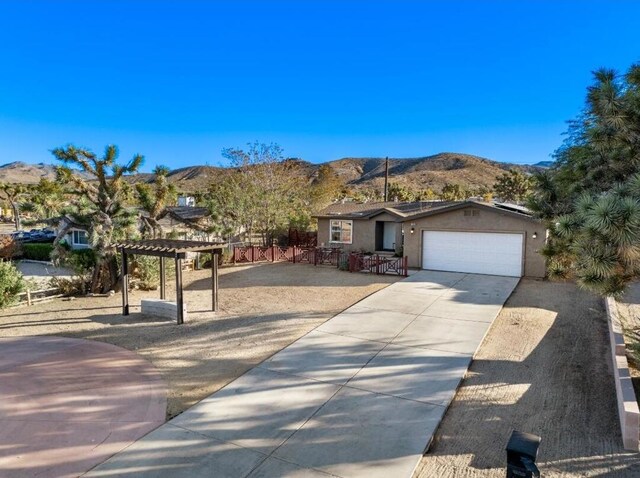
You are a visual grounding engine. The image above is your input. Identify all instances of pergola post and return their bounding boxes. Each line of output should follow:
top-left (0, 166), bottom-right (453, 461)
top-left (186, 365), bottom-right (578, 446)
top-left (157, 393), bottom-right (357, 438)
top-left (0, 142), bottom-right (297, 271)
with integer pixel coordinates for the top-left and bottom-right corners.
top-left (121, 248), bottom-right (129, 316)
top-left (212, 249), bottom-right (219, 312)
top-left (175, 255), bottom-right (184, 325)
top-left (159, 256), bottom-right (166, 300)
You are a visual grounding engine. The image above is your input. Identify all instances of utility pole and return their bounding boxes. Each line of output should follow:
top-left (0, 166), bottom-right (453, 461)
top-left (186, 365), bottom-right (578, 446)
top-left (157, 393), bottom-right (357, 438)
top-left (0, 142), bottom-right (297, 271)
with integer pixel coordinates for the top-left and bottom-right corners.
top-left (383, 156), bottom-right (389, 201)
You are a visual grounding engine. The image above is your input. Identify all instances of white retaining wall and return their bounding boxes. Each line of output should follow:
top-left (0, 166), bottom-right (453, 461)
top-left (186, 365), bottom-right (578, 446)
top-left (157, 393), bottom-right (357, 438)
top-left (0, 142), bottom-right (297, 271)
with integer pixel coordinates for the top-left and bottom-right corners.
top-left (141, 299), bottom-right (187, 322)
top-left (605, 297), bottom-right (640, 451)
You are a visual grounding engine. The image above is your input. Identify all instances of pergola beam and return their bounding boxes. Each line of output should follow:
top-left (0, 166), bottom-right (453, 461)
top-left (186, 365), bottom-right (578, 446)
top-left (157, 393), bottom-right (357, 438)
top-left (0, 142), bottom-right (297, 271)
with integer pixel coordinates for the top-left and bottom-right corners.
top-left (115, 239), bottom-right (225, 325)
top-left (121, 249), bottom-right (129, 316)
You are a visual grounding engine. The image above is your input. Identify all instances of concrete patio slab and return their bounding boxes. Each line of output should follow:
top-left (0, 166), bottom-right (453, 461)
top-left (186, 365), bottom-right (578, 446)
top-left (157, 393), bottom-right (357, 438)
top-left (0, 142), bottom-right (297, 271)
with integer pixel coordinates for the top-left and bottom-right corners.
top-left (418, 299), bottom-right (505, 323)
top-left (169, 367), bottom-right (340, 454)
top-left (0, 336), bottom-right (167, 478)
top-left (258, 330), bottom-right (385, 385)
top-left (273, 387), bottom-right (445, 478)
top-left (316, 305), bottom-right (416, 342)
top-left (356, 290), bottom-right (439, 315)
top-left (248, 457), bottom-right (339, 477)
top-left (347, 344), bottom-right (471, 406)
top-left (392, 315), bottom-right (493, 355)
top-left (89, 270), bottom-right (517, 478)
top-left (85, 425), bottom-right (266, 478)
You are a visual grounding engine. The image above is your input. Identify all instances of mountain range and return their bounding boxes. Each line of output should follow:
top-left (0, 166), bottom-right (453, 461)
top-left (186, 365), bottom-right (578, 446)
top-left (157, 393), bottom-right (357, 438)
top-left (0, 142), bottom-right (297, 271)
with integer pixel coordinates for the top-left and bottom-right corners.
top-left (0, 153), bottom-right (550, 192)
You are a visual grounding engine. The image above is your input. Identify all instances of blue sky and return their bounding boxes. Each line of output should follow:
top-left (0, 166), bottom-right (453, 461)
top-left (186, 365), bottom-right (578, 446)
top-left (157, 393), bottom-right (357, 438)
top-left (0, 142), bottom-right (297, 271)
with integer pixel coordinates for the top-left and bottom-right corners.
top-left (0, 1), bottom-right (638, 171)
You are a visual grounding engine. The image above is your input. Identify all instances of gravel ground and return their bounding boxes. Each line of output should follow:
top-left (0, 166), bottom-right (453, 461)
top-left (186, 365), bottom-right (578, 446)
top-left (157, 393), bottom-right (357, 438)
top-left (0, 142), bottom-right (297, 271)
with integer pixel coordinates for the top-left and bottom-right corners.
top-left (0, 262), bottom-right (398, 418)
top-left (415, 279), bottom-right (640, 478)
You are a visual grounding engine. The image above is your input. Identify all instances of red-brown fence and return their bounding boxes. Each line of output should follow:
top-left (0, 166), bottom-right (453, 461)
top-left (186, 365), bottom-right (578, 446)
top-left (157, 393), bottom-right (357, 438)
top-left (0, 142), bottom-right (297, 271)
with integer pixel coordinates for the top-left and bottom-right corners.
top-left (232, 246), bottom-right (408, 276)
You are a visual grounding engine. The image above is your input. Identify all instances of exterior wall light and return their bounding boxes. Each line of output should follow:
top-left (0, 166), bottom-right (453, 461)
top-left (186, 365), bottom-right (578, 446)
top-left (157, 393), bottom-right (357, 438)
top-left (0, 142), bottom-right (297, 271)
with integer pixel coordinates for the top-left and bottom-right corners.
top-left (410, 223), bottom-right (416, 234)
top-left (532, 232), bottom-right (538, 239)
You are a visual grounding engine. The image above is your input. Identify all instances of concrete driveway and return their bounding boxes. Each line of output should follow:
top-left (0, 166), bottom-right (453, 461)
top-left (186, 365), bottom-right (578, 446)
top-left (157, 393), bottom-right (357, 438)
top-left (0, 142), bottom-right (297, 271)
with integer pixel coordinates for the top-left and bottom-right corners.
top-left (87, 271), bottom-right (519, 478)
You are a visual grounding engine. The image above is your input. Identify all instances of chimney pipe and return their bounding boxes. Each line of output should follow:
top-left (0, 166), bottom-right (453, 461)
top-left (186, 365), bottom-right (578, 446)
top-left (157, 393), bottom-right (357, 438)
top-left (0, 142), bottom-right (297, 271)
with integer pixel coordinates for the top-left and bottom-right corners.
top-left (383, 156), bottom-right (389, 202)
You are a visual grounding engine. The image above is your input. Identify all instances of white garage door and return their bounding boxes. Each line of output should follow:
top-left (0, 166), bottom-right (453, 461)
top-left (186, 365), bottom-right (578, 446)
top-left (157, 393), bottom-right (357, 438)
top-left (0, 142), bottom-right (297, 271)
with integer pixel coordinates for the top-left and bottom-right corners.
top-left (422, 231), bottom-right (523, 277)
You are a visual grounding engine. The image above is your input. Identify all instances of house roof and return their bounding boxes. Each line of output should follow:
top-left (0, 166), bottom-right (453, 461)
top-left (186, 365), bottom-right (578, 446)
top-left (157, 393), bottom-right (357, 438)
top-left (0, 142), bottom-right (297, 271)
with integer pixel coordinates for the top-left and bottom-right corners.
top-left (314, 200), bottom-right (538, 223)
top-left (314, 200), bottom-right (460, 220)
top-left (160, 206), bottom-right (210, 223)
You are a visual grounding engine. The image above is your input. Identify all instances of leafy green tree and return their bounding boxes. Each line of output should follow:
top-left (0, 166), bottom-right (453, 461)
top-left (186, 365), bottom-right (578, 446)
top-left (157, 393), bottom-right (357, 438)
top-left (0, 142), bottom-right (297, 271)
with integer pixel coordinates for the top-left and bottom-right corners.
top-left (0, 183), bottom-right (28, 230)
top-left (136, 165), bottom-right (177, 238)
top-left (529, 64), bottom-right (640, 296)
top-left (493, 169), bottom-right (533, 203)
top-left (52, 144), bottom-right (142, 293)
top-left (439, 183), bottom-right (471, 201)
top-left (207, 142), bottom-right (306, 245)
top-left (310, 165), bottom-right (344, 210)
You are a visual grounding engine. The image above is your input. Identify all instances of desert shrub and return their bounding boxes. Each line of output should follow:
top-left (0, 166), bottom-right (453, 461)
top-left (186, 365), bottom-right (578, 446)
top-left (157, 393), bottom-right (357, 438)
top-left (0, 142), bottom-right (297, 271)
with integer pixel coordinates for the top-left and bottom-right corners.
top-left (66, 249), bottom-right (97, 275)
top-left (130, 255), bottom-right (160, 290)
top-left (22, 243), bottom-right (54, 261)
top-left (338, 255), bottom-right (350, 271)
top-left (50, 248), bottom-right (97, 295)
top-left (0, 236), bottom-right (20, 260)
top-left (0, 261), bottom-right (25, 308)
top-left (50, 276), bottom-right (90, 295)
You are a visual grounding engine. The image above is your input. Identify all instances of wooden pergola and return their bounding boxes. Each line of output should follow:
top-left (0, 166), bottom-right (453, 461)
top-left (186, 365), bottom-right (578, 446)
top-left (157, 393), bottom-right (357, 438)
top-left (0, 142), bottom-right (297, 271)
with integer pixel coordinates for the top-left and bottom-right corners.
top-left (117, 239), bottom-right (226, 324)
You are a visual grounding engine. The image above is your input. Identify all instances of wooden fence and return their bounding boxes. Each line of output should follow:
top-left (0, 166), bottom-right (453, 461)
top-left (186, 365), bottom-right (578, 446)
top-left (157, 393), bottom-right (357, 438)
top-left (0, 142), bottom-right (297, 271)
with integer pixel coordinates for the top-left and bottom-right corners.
top-left (16, 287), bottom-right (64, 306)
top-left (233, 246), bottom-right (408, 276)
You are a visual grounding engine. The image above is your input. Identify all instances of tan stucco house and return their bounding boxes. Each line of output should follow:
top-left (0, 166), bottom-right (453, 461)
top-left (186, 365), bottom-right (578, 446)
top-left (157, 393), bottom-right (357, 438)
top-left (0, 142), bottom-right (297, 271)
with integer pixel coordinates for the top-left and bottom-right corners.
top-left (314, 200), bottom-right (546, 278)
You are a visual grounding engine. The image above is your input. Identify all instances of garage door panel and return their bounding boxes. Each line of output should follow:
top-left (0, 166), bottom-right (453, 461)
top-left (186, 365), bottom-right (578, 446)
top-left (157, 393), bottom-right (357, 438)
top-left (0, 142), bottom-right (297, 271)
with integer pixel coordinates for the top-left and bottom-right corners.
top-left (422, 231), bottom-right (523, 277)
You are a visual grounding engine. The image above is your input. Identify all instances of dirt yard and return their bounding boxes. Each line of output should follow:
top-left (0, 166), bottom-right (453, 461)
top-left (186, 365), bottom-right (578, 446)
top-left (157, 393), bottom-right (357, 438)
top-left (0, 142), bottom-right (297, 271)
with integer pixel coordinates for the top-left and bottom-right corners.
top-left (415, 279), bottom-right (640, 478)
top-left (0, 262), bottom-right (398, 418)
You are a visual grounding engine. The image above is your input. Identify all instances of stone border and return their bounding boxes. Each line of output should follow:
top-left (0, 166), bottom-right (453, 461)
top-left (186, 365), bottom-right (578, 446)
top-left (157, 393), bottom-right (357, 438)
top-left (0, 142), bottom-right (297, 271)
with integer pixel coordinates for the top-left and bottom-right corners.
top-left (605, 297), bottom-right (640, 451)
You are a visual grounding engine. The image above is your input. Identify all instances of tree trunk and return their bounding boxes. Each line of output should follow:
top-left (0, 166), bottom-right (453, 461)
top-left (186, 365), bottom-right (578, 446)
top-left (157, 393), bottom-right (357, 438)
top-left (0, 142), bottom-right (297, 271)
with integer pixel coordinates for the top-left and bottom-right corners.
top-left (10, 201), bottom-right (20, 230)
top-left (90, 262), bottom-right (102, 293)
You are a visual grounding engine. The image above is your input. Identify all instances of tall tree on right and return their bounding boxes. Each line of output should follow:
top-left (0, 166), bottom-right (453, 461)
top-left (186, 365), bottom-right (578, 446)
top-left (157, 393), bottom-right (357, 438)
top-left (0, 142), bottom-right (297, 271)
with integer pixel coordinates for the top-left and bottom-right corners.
top-left (529, 64), bottom-right (640, 296)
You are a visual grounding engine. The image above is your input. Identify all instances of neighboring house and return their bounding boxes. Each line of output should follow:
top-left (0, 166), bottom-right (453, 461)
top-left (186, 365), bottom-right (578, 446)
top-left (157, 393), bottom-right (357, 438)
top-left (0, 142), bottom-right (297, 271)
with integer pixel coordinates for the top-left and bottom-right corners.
top-left (67, 228), bottom-right (90, 249)
top-left (314, 200), bottom-right (546, 278)
top-left (52, 206), bottom-right (214, 250)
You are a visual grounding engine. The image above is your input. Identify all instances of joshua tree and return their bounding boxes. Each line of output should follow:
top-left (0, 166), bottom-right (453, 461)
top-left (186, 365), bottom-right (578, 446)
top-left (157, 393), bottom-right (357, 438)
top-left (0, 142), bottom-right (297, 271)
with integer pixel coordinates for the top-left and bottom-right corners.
top-left (21, 178), bottom-right (66, 221)
top-left (0, 183), bottom-right (28, 230)
top-left (52, 144), bottom-right (143, 293)
top-left (136, 165), bottom-right (177, 238)
top-left (529, 64), bottom-right (640, 296)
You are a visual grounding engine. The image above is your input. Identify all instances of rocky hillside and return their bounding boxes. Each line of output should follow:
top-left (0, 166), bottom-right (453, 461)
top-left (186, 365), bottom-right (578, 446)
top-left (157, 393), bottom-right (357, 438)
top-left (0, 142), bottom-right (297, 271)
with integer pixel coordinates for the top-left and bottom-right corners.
top-left (1, 153), bottom-right (541, 193)
top-left (325, 153), bottom-right (539, 192)
top-left (0, 162), bottom-right (59, 184)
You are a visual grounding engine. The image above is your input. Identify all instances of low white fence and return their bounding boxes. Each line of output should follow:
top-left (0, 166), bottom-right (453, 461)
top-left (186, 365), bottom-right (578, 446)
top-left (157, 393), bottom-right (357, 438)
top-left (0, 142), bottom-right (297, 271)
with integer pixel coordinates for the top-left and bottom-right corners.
top-left (605, 297), bottom-right (640, 451)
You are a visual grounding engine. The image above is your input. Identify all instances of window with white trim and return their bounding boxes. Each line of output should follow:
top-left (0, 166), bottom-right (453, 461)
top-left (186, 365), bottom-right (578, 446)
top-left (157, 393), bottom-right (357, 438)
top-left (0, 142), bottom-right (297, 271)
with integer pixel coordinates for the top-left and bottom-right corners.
top-left (72, 230), bottom-right (89, 246)
top-left (330, 220), bottom-right (352, 244)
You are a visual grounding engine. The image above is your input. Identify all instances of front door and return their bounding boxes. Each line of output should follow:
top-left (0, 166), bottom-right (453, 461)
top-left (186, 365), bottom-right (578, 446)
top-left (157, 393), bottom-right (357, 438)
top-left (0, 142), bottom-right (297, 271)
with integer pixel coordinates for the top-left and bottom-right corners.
top-left (383, 222), bottom-right (396, 250)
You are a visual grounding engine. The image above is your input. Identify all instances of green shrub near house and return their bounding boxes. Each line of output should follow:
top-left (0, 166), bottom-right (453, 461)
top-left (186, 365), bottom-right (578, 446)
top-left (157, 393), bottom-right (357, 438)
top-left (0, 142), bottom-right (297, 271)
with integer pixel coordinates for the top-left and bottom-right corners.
top-left (66, 249), bottom-right (97, 274)
top-left (22, 243), bottom-right (54, 261)
top-left (0, 261), bottom-right (25, 308)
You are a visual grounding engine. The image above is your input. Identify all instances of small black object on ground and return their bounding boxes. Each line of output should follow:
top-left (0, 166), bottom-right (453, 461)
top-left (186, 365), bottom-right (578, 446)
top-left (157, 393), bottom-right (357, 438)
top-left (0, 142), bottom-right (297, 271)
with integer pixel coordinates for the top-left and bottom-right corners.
top-left (506, 430), bottom-right (541, 478)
